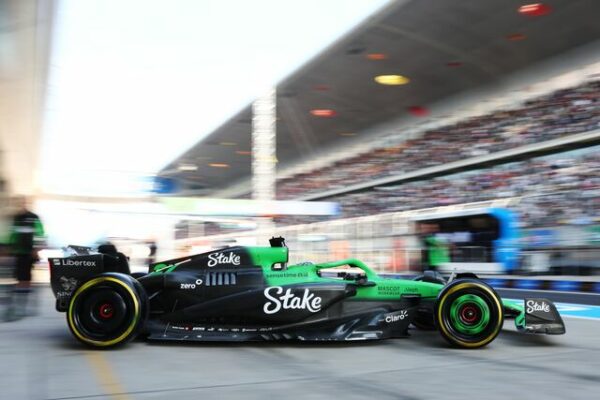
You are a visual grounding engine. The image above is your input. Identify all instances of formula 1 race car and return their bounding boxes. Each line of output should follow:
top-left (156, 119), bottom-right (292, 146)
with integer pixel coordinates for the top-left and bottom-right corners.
top-left (48, 238), bottom-right (565, 349)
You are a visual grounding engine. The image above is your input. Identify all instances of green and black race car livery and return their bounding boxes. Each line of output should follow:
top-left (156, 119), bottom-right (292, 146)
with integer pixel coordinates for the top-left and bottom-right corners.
top-left (48, 237), bottom-right (565, 349)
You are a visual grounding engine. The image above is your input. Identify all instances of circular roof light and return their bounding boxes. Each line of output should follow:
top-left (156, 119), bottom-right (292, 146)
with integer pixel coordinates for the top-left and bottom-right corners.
top-left (209, 163), bottom-right (229, 168)
top-left (366, 53), bottom-right (387, 60)
top-left (374, 75), bottom-right (410, 85)
top-left (518, 3), bottom-right (552, 17)
top-left (408, 106), bottom-right (429, 117)
top-left (310, 109), bottom-right (337, 117)
top-left (507, 33), bottom-right (527, 41)
top-left (178, 164), bottom-right (198, 171)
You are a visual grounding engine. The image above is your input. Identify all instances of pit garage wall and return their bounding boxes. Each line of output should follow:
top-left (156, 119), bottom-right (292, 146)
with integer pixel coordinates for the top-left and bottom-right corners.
top-left (0, 0), bottom-right (56, 197)
top-left (174, 224), bottom-right (600, 275)
top-left (521, 225), bottom-right (600, 273)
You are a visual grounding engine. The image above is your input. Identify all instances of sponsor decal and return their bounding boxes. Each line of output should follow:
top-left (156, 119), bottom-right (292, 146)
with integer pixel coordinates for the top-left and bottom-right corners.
top-left (59, 259), bottom-right (97, 267)
top-left (263, 286), bottom-right (322, 314)
top-left (265, 271), bottom-right (309, 279)
top-left (59, 276), bottom-right (78, 292)
top-left (179, 279), bottom-right (203, 290)
top-left (207, 252), bottom-right (241, 267)
top-left (180, 283), bottom-right (195, 290)
top-left (385, 310), bottom-right (408, 323)
top-left (526, 300), bottom-right (550, 314)
top-left (52, 259), bottom-right (62, 266)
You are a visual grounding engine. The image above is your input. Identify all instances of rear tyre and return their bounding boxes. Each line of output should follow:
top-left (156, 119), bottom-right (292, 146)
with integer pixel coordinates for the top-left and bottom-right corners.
top-left (434, 279), bottom-right (503, 348)
top-left (67, 273), bottom-right (147, 348)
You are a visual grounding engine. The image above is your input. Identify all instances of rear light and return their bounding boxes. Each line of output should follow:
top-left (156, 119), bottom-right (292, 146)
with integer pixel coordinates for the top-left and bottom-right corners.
top-left (518, 3), bottom-right (552, 17)
top-left (310, 109), bottom-right (337, 117)
top-left (408, 106), bottom-right (429, 117)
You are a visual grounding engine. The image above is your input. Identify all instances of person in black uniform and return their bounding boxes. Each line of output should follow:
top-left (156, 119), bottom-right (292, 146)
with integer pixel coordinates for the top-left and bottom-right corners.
top-left (146, 239), bottom-right (157, 268)
top-left (5, 196), bottom-right (45, 319)
top-left (9, 196), bottom-right (45, 287)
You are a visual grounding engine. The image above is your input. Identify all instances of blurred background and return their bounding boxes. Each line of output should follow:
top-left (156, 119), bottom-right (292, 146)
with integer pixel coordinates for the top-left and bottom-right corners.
top-left (2, 0), bottom-right (599, 276)
top-left (1, 0), bottom-right (600, 398)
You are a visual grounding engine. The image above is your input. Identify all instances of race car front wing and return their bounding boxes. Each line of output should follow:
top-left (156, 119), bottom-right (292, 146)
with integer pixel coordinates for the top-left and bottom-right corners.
top-left (516, 298), bottom-right (566, 335)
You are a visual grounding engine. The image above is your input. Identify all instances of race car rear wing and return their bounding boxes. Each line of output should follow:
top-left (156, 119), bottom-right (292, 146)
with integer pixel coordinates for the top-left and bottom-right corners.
top-left (49, 254), bottom-right (104, 311)
top-left (49, 247), bottom-right (131, 311)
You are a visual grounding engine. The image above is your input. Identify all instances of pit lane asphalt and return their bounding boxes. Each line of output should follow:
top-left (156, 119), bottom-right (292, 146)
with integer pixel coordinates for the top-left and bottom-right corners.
top-left (1, 287), bottom-right (599, 400)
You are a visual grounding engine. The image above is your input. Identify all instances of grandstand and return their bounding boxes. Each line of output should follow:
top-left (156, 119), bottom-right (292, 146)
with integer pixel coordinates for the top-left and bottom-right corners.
top-left (160, 0), bottom-right (600, 273)
top-left (277, 79), bottom-right (600, 200)
top-left (160, 0), bottom-right (600, 194)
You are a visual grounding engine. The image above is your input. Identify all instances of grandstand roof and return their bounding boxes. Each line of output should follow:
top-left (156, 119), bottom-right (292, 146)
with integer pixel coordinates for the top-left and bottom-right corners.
top-left (159, 0), bottom-right (600, 194)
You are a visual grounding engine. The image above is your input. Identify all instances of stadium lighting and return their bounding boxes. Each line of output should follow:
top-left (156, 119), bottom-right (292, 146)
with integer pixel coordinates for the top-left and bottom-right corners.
top-left (209, 163), bottom-right (229, 168)
top-left (338, 132), bottom-right (356, 136)
top-left (518, 3), bottom-right (552, 17)
top-left (310, 109), bottom-right (337, 117)
top-left (236, 150), bottom-right (251, 155)
top-left (219, 141), bottom-right (237, 146)
top-left (374, 75), bottom-right (410, 85)
top-left (366, 53), bottom-right (387, 60)
top-left (178, 164), bottom-right (198, 171)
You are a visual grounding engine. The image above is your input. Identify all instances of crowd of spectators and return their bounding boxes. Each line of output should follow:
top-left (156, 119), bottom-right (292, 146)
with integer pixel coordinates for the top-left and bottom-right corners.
top-left (277, 80), bottom-right (600, 199)
top-left (202, 80), bottom-right (600, 237)
top-left (276, 147), bottom-right (600, 228)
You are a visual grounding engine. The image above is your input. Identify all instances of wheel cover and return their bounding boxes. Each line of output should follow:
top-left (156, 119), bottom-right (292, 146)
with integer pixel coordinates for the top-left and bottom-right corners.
top-left (77, 287), bottom-right (129, 337)
top-left (68, 276), bottom-right (140, 347)
top-left (449, 294), bottom-right (490, 335)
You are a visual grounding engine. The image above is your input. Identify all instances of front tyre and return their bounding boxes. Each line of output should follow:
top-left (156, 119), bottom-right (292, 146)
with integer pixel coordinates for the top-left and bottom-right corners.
top-left (67, 273), bottom-right (147, 348)
top-left (435, 279), bottom-right (503, 349)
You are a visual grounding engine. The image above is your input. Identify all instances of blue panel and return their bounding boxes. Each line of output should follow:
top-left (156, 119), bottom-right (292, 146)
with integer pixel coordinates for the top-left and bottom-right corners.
top-left (488, 208), bottom-right (520, 272)
top-left (483, 278), bottom-right (508, 288)
top-left (151, 177), bottom-right (178, 194)
top-left (513, 279), bottom-right (541, 290)
top-left (551, 280), bottom-right (580, 292)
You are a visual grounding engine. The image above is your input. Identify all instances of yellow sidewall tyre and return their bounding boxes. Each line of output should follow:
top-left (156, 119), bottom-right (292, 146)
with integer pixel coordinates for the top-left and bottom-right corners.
top-left (435, 279), bottom-right (504, 349)
top-left (67, 273), bottom-right (147, 348)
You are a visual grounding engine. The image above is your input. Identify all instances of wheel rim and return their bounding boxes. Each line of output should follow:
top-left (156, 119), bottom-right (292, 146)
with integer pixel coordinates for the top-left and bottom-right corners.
top-left (449, 294), bottom-right (490, 335)
top-left (437, 282), bottom-right (503, 347)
